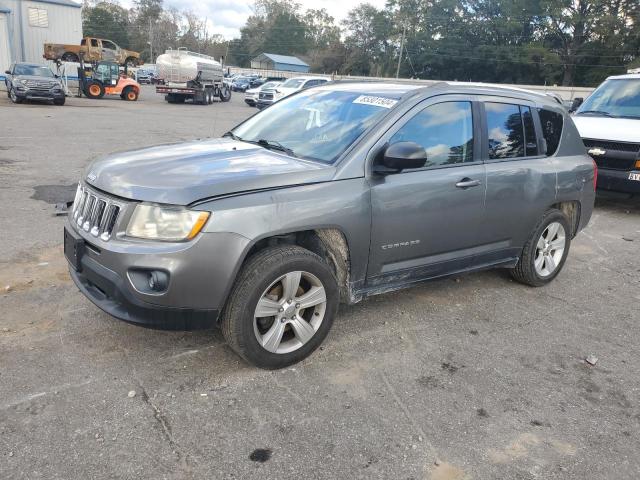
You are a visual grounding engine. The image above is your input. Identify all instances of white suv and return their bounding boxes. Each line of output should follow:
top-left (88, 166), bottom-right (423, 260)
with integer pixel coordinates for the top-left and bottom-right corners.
top-left (572, 73), bottom-right (640, 193)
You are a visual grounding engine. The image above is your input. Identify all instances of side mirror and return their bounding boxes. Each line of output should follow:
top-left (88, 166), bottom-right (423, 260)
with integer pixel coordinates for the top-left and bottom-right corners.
top-left (4, 70), bottom-right (10, 75)
top-left (375, 142), bottom-right (427, 174)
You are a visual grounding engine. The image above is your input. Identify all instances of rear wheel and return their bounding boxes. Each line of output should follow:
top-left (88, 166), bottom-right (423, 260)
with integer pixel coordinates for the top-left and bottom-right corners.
top-left (84, 81), bottom-right (105, 99)
top-left (219, 85), bottom-right (231, 102)
top-left (221, 246), bottom-right (339, 369)
top-left (510, 209), bottom-right (571, 287)
top-left (61, 52), bottom-right (79, 63)
top-left (123, 86), bottom-right (138, 101)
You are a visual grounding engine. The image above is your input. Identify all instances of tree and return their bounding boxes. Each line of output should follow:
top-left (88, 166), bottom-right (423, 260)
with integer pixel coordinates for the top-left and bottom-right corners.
top-left (82, 1), bottom-right (131, 48)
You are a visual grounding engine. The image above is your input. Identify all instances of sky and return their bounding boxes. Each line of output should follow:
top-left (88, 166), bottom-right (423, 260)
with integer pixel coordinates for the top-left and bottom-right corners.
top-left (123, 0), bottom-right (387, 39)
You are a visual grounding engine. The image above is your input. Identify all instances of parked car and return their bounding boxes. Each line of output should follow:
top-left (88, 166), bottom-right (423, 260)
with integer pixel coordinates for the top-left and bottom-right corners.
top-left (4, 62), bottom-right (66, 105)
top-left (65, 82), bottom-right (595, 369)
top-left (245, 81), bottom-right (281, 106)
top-left (135, 70), bottom-right (152, 84)
top-left (572, 73), bottom-right (640, 194)
top-left (272, 76), bottom-right (329, 101)
top-left (231, 77), bottom-right (252, 92)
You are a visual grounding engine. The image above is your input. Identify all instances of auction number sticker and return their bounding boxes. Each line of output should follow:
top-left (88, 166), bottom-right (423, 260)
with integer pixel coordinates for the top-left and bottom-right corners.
top-left (629, 172), bottom-right (640, 181)
top-left (353, 95), bottom-right (398, 109)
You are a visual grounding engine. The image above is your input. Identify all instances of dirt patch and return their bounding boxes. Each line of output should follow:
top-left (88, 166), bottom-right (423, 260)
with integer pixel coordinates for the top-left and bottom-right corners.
top-left (31, 184), bottom-right (77, 204)
top-left (428, 461), bottom-right (468, 480)
top-left (0, 245), bottom-right (70, 293)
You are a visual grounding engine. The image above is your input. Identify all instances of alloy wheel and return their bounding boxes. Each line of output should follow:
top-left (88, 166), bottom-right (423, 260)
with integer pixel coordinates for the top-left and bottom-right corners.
top-left (534, 222), bottom-right (566, 277)
top-left (253, 271), bottom-right (327, 354)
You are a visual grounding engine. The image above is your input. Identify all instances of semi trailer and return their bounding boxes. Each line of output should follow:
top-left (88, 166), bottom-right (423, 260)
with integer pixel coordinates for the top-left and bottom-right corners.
top-left (155, 48), bottom-right (231, 104)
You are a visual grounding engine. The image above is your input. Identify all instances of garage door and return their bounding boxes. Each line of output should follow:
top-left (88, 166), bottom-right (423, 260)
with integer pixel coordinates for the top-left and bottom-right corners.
top-left (0, 13), bottom-right (11, 74)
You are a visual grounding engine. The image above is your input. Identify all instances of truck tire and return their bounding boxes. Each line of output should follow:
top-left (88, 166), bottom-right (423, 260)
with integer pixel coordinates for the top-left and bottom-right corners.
top-left (84, 81), bottom-right (105, 99)
top-left (221, 245), bottom-right (339, 369)
top-left (219, 86), bottom-right (231, 102)
top-left (510, 209), bottom-right (571, 287)
top-left (122, 86), bottom-right (138, 101)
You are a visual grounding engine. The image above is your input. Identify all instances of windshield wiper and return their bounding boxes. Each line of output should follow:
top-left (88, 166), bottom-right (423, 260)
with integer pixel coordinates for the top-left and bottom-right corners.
top-left (256, 139), bottom-right (297, 158)
top-left (576, 110), bottom-right (615, 117)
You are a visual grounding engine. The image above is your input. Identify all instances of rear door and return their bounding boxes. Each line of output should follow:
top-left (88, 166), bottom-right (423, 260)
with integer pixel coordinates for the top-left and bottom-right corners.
top-left (367, 96), bottom-right (486, 287)
top-left (475, 97), bottom-right (557, 266)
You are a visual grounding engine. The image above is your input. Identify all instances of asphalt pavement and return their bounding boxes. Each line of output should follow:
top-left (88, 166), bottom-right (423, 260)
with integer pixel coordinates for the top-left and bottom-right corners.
top-left (1, 86), bottom-right (639, 479)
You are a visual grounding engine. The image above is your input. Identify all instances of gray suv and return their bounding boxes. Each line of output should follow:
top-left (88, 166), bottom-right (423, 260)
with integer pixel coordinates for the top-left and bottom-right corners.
top-left (65, 82), bottom-right (596, 369)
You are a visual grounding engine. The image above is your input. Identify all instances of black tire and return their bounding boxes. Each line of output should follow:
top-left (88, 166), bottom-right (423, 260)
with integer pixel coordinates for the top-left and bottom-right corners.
top-left (125, 57), bottom-right (137, 68)
top-left (221, 245), bottom-right (339, 369)
top-left (84, 80), bottom-right (105, 99)
top-left (510, 208), bottom-right (571, 287)
top-left (54, 97), bottom-right (65, 106)
top-left (122, 86), bottom-right (138, 101)
top-left (9, 87), bottom-right (22, 104)
top-left (219, 86), bottom-right (231, 102)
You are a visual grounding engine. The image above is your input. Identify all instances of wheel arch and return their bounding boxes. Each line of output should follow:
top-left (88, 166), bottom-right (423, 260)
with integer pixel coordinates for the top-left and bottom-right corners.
top-left (549, 200), bottom-right (581, 238)
top-left (227, 227), bottom-right (354, 309)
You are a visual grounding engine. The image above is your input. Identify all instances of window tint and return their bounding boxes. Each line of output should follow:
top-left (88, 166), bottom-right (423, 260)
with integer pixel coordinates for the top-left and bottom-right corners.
top-left (389, 102), bottom-right (474, 167)
top-left (91, 39), bottom-right (99, 47)
top-left (522, 106), bottom-right (538, 156)
top-left (537, 108), bottom-right (563, 156)
top-left (486, 103), bottom-right (524, 159)
top-left (102, 40), bottom-right (116, 50)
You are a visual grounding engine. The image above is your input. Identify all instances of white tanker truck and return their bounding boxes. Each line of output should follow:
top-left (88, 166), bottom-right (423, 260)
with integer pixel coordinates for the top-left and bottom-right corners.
top-left (155, 48), bottom-right (231, 104)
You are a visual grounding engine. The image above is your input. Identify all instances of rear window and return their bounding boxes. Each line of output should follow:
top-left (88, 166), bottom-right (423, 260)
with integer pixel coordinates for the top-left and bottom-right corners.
top-left (538, 108), bottom-right (563, 156)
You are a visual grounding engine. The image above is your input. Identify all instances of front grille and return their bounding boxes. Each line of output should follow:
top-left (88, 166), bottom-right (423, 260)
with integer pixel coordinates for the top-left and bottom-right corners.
top-left (71, 184), bottom-right (123, 241)
top-left (25, 80), bottom-right (57, 91)
top-left (583, 139), bottom-right (640, 171)
top-left (583, 139), bottom-right (640, 153)
top-left (259, 92), bottom-right (273, 100)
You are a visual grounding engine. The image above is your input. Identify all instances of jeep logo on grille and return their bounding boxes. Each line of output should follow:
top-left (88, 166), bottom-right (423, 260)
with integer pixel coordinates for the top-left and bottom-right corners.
top-left (87, 172), bottom-right (97, 183)
top-left (588, 148), bottom-right (606, 156)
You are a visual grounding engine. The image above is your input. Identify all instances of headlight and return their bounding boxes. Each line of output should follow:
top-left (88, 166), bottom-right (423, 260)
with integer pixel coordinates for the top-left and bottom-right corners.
top-left (19, 79), bottom-right (28, 85)
top-left (126, 204), bottom-right (210, 241)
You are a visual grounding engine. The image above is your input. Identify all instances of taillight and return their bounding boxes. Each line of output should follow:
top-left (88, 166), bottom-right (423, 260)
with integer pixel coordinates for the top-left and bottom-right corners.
top-left (592, 159), bottom-right (598, 190)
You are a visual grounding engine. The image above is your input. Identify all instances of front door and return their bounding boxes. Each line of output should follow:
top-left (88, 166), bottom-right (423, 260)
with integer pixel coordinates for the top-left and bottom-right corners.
top-left (367, 97), bottom-right (486, 288)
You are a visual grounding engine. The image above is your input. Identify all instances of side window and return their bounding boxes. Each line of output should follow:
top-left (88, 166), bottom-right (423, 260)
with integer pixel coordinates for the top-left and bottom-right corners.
top-left (537, 108), bottom-right (563, 156)
top-left (486, 102), bottom-right (524, 159)
top-left (81, 38), bottom-right (87, 46)
top-left (390, 101), bottom-right (474, 167)
top-left (90, 39), bottom-right (99, 47)
top-left (102, 40), bottom-right (117, 50)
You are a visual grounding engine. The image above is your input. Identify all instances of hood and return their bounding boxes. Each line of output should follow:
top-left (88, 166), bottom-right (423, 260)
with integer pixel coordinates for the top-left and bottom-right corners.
top-left (15, 75), bottom-right (59, 84)
top-left (572, 115), bottom-right (640, 143)
top-left (85, 138), bottom-right (335, 205)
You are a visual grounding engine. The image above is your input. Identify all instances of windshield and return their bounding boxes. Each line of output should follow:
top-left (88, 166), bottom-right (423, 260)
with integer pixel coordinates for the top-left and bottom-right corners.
top-left (282, 78), bottom-right (304, 89)
top-left (231, 89), bottom-right (397, 163)
top-left (14, 65), bottom-right (54, 77)
top-left (261, 82), bottom-right (279, 90)
top-left (576, 78), bottom-right (640, 119)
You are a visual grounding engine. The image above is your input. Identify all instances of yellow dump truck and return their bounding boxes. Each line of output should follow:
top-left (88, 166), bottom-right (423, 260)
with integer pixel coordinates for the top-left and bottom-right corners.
top-left (43, 37), bottom-right (141, 66)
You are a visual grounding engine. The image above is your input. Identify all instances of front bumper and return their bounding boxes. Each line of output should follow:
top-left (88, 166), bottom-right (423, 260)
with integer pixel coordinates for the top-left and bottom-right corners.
top-left (15, 88), bottom-right (65, 102)
top-left (597, 168), bottom-right (640, 194)
top-left (65, 219), bottom-right (250, 330)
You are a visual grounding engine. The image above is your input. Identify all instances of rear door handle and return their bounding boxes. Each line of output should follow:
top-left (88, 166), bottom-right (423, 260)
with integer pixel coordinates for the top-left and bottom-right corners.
top-left (455, 178), bottom-right (482, 189)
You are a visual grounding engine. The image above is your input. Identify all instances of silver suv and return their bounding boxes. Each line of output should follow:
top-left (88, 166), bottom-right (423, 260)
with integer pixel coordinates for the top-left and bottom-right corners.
top-left (65, 82), bottom-right (596, 369)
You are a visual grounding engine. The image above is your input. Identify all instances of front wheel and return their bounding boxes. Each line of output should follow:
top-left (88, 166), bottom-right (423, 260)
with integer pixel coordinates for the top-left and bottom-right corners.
top-left (9, 87), bottom-right (22, 104)
top-left (221, 246), bottom-right (339, 369)
top-left (510, 209), bottom-right (571, 287)
top-left (122, 86), bottom-right (138, 101)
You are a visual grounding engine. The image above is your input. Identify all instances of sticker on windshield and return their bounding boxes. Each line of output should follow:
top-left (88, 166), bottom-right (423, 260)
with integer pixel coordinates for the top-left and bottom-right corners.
top-left (353, 95), bottom-right (398, 109)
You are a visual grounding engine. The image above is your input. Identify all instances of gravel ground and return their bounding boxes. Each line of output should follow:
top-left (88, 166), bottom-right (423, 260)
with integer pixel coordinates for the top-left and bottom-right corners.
top-left (1, 86), bottom-right (639, 479)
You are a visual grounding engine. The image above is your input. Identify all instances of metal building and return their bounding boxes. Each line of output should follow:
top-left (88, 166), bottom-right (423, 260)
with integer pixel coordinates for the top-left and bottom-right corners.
top-left (250, 53), bottom-right (310, 73)
top-left (0, 0), bottom-right (81, 72)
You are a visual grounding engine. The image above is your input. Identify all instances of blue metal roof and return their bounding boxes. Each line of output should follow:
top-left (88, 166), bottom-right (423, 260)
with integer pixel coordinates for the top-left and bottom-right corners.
top-left (256, 53), bottom-right (309, 67)
top-left (30, 0), bottom-right (81, 8)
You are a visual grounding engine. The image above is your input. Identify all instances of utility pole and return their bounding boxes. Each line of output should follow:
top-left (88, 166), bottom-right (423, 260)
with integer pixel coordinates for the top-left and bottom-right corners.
top-left (395, 24), bottom-right (406, 79)
top-left (148, 18), bottom-right (153, 63)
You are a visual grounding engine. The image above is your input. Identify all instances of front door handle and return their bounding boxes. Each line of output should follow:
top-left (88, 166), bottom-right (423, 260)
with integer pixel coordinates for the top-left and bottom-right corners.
top-left (455, 178), bottom-right (482, 189)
